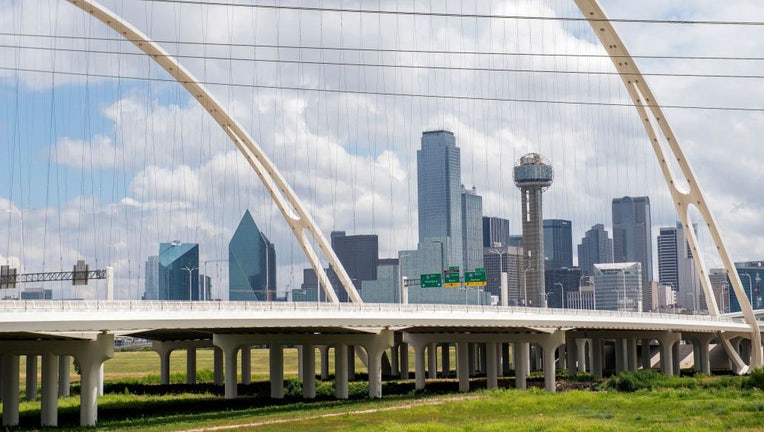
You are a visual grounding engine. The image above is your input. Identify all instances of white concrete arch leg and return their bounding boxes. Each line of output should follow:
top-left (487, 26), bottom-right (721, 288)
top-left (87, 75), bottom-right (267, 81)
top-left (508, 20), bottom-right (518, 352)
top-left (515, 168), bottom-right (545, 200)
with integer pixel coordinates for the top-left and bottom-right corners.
top-left (2, 354), bottom-right (20, 427)
top-left (41, 352), bottom-right (59, 427)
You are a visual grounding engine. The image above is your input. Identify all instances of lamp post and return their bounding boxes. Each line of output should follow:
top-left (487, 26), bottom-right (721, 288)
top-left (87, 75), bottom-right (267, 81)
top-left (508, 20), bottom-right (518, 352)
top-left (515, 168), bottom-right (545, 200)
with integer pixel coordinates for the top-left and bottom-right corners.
top-left (182, 265), bottom-right (198, 301)
top-left (522, 263), bottom-right (532, 307)
top-left (489, 246), bottom-right (509, 306)
top-left (741, 273), bottom-right (753, 310)
top-left (554, 282), bottom-right (565, 309)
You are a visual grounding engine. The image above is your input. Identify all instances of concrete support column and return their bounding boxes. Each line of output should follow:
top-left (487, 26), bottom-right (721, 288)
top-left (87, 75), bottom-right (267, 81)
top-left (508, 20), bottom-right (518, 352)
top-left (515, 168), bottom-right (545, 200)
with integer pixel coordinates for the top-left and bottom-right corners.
top-left (479, 344), bottom-right (487, 373)
top-left (502, 343), bottom-right (511, 375)
top-left (186, 348), bottom-right (197, 385)
top-left (213, 347), bottom-right (224, 386)
top-left (347, 345), bottom-right (356, 381)
top-left (411, 342), bottom-right (427, 389)
top-left (576, 338), bottom-right (588, 373)
top-left (428, 343), bottom-right (438, 379)
top-left (627, 338), bottom-right (638, 372)
top-left (77, 333), bottom-right (114, 427)
top-left (152, 342), bottom-right (172, 386)
top-left (672, 341), bottom-right (681, 377)
top-left (334, 344), bottom-right (348, 399)
top-left (319, 345), bottom-right (330, 380)
top-left (658, 333), bottom-right (681, 376)
top-left (301, 344), bottom-right (316, 399)
top-left (241, 347), bottom-right (251, 385)
top-left (2, 354), bottom-right (20, 427)
top-left (441, 343), bottom-right (451, 377)
top-left (614, 339), bottom-right (625, 374)
top-left (468, 343), bottom-right (478, 376)
top-left (515, 342), bottom-right (528, 390)
top-left (58, 355), bottom-right (70, 397)
top-left (692, 335), bottom-right (714, 375)
top-left (390, 345), bottom-right (399, 377)
top-left (542, 345), bottom-right (557, 392)
top-left (496, 343), bottom-right (504, 378)
top-left (26, 355), bottom-right (38, 401)
top-left (456, 342), bottom-right (470, 393)
top-left (41, 352), bottom-right (59, 427)
top-left (98, 364), bottom-right (104, 397)
top-left (365, 346), bottom-right (384, 399)
top-left (213, 336), bottom-right (240, 399)
top-left (566, 336), bottom-right (577, 376)
top-left (641, 339), bottom-right (652, 370)
top-left (269, 344), bottom-right (284, 399)
top-left (399, 342), bottom-right (409, 380)
top-left (591, 337), bottom-right (603, 378)
top-left (486, 342), bottom-right (498, 390)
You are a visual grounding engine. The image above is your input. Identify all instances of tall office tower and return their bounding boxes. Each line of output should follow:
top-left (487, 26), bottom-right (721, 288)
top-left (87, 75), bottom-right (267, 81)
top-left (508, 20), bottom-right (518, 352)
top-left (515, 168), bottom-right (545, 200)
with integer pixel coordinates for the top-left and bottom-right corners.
top-left (709, 268), bottom-right (730, 313)
top-left (612, 196), bottom-right (653, 285)
top-left (513, 153), bottom-right (553, 307)
top-left (229, 210), bottom-right (277, 301)
top-left (328, 231), bottom-right (379, 302)
top-left (461, 186), bottom-right (484, 272)
top-left (731, 261), bottom-right (764, 312)
top-left (483, 245), bottom-right (523, 303)
top-left (143, 255), bottom-right (160, 300)
top-left (483, 216), bottom-right (511, 248)
top-left (593, 262), bottom-right (642, 311)
top-left (544, 267), bottom-right (582, 309)
top-left (158, 241), bottom-right (199, 300)
top-left (417, 130), bottom-right (462, 267)
top-left (577, 224), bottom-right (613, 276)
top-left (657, 223), bottom-right (700, 311)
top-left (543, 219), bottom-right (573, 270)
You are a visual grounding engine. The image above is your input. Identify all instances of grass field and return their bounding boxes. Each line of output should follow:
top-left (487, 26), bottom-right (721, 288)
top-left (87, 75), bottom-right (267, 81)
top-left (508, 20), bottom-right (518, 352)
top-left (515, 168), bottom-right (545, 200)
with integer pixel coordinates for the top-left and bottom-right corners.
top-left (8, 349), bottom-right (764, 431)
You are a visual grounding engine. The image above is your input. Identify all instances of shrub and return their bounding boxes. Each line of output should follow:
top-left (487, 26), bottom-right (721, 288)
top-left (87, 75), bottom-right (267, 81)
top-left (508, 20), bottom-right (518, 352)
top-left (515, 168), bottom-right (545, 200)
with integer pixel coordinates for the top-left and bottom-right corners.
top-left (613, 370), bottom-right (667, 392)
top-left (745, 367), bottom-right (764, 390)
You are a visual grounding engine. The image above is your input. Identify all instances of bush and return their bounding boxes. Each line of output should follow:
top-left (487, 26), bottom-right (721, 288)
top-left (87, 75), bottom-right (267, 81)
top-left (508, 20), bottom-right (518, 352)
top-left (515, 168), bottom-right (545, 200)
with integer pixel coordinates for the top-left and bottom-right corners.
top-left (745, 367), bottom-right (764, 390)
top-left (612, 370), bottom-right (667, 392)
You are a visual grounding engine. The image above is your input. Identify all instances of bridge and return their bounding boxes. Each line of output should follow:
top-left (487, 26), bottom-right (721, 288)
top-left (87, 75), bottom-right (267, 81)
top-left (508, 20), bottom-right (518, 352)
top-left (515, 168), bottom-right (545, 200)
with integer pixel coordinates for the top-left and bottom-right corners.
top-left (1, 0), bottom-right (763, 428)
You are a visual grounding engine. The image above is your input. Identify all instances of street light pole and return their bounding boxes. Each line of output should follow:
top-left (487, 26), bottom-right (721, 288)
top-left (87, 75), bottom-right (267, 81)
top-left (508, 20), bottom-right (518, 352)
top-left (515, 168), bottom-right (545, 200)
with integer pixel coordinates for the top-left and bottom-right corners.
top-left (182, 265), bottom-right (198, 301)
top-left (490, 246), bottom-right (509, 306)
top-left (554, 282), bottom-right (565, 309)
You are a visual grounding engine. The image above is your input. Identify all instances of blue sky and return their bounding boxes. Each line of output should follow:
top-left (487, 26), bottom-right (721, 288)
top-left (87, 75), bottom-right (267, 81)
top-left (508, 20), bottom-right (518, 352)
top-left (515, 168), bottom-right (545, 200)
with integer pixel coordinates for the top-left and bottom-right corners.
top-left (1, 0), bottom-right (763, 300)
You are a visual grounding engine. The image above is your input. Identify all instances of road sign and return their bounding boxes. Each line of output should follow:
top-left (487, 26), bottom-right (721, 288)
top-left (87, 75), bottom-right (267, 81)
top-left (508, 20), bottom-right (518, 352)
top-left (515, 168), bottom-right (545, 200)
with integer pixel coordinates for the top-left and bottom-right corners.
top-left (444, 272), bottom-right (461, 288)
top-left (420, 273), bottom-right (442, 288)
top-left (464, 268), bottom-right (486, 287)
top-left (0, 265), bottom-right (16, 289)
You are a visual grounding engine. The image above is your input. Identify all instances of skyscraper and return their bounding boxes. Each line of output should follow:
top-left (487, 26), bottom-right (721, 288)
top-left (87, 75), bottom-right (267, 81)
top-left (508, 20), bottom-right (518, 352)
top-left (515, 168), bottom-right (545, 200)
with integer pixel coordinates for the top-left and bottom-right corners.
top-left (483, 216), bottom-right (511, 248)
top-left (513, 153), bottom-right (553, 307)
top-left (328, 231), bottom-right (379, 302)
top-left (461, 186), bottom-right (484, 272)
top-left (229, 210), bottom-right (276, 301)
top-left (158, 241), bottom-right (199, 301)
top-left (577, 224), bottom-right (613, 276)
top-left (657, 223), bottom-right (700, 311)
top-left (543, 219), bottom-right (572, 270)
top-left (593, 262), bottom-right (642, 311)
top-left (143, 255), bottom-right (160, 300)
top-left (417, 130), bottom-right (462, 267)
top-left (612, 196), bottom-right (653, 284)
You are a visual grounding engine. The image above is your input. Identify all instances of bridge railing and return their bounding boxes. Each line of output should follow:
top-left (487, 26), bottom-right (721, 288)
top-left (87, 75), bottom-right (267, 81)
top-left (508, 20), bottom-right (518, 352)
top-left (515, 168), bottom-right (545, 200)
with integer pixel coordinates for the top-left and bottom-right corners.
top-left (0, 300), bottom-right (745, 323)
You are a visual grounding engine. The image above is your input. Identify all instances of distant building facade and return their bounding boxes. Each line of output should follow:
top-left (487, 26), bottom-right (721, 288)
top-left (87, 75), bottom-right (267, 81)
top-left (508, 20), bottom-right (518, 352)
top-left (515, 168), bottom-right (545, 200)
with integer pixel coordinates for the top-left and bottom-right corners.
top-left (593, 262), bottom-right (642, 312)
top-left (158, 242), bottom-right (199, 301)
top-left (657, 223), bottom-right (699, 311)
top-left (143, 255), bottom-right (160, 300)
top-left (483, 216), bottom-right (511, 248)
top-left (329, 231), bottom-right (379, 302)
top-left (543, 219), bottom-right (573, 270)
top-left (229, 210), bottom-right (276, 301)
top-left (461, 187), bottom-right (484, 272)
top-left (544, 267), bottom-right (581, 309)
top-left (577, 224), bottom-right (613, 276)
top-left (612, 196), bottom-right (653, 285)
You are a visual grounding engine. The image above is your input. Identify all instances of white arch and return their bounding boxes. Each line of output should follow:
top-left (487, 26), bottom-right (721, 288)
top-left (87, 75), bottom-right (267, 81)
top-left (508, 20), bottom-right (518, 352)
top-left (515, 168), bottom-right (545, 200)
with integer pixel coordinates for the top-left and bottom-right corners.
top-left (575, 0), bottom-right (761, 370)
top-left (64, 0), bottom-right (362, 304)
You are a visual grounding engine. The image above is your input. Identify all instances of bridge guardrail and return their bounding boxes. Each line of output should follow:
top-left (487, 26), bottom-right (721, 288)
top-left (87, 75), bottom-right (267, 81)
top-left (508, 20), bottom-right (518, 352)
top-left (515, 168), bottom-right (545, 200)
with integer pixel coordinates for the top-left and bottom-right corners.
top-left (0, 300), bottom-right (746, 324)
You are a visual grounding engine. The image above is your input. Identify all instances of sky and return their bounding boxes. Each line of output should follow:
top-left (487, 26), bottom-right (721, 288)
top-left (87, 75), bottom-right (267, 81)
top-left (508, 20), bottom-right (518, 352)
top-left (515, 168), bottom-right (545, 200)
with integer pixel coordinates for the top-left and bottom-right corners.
top-left (0, 0), bottom-right (762, 300)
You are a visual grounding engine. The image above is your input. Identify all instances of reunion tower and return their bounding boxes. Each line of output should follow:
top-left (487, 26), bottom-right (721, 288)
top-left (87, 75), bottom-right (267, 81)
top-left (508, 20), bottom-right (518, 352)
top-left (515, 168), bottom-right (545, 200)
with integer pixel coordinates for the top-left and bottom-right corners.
top-left (513, 153), bottom-right (554, 307)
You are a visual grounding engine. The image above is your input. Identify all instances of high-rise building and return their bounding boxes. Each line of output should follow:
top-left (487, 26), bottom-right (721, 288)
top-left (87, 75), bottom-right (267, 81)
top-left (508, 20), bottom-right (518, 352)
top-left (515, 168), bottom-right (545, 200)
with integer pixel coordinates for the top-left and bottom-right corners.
top-left (730, 261), bottom-right (764, 312)
top-left (158, 241), bottom-right (199, 301)
top-left (657, 223), bottom-right (699, 311)
top-left (143, 255), bottom-right (160, 300)
top-left (461, 186), bottom-right (484, 272)
top-left (360, 258), bottom-right (400, 303)
top-left (483, 246), bottom-right (523, 304)
top-left (483, 216), bottom-right (511, 248)
top-left (544, 267), bottom-right (581, 309)
top-left (417, 130), bottom-right (462, 267)
top-left (513, 153), bottom-right (553, 307)
top-left (543, 219), bottom-right (572, 270)
top-left (593, 262), bottom-right (642, 311)
top-left (577, 224), bottom-right (613, 276)
top-left (612, 196), bottom-right (653, 285)
top-left (229, 210), bottom-right (276, 301)
top-left (328, 231), bottom-right (379, 302)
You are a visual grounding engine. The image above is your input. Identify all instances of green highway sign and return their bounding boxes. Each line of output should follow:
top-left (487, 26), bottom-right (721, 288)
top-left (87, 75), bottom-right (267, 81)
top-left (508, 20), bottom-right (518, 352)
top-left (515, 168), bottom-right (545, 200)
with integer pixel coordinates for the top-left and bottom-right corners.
top-left (420, 273), bottom-right (442, 288)
top-left (444, 272), bottom-right (461, 288)
top-left (464, 268), bottom-right (486, 287)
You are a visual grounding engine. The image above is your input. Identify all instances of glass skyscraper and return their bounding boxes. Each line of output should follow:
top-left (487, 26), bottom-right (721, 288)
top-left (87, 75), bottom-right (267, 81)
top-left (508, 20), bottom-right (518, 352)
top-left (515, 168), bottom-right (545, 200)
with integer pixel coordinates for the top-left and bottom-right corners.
top-left (543, 219), bottom-right (573, 270)
top-left (158, 242), bottom-right (199, 300)
top-left (612, 196), bottom-right (653, 284)
top-left (577, 224), bottom-right (613, 276)
top-left (417, 130), bottom-right (462, 267)
top-left (143, 255), bottom-right (160, 300)
top-left (593, 262), bottom-right (642, 311)
top-left (229, 210), bottom-right (276, 301)
top-left (483, 216), bottom-right (511, 248)
top-left (461, 186), bottom-right (484, 272)
top-left (328, 231), bottom-right (379, 302)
